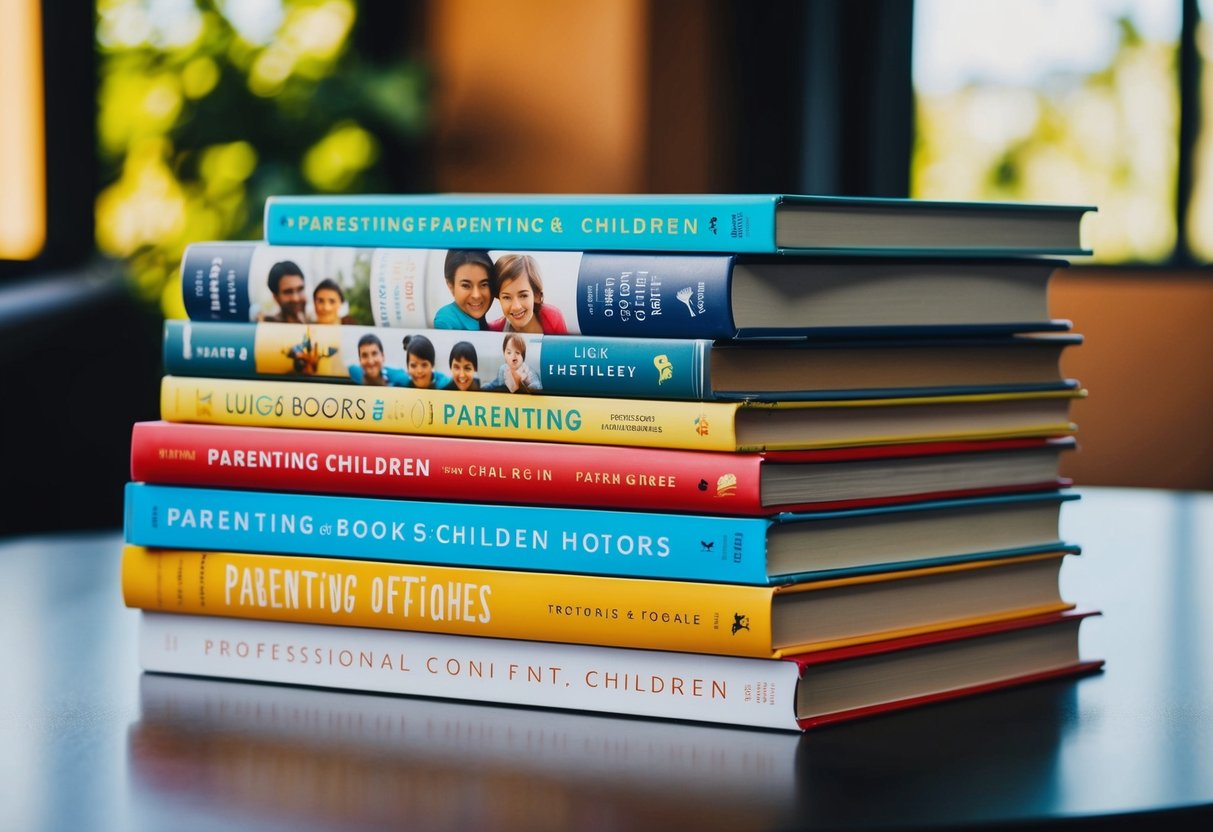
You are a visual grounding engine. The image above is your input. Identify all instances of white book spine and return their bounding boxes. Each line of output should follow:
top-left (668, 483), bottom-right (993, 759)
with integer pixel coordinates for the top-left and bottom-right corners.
top-left (138, 613), bottom-right (803, 731)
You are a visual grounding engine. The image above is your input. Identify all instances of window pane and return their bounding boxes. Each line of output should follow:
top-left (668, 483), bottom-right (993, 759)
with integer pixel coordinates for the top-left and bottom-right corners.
top-left (912, 0), bottom-right (1181, 263)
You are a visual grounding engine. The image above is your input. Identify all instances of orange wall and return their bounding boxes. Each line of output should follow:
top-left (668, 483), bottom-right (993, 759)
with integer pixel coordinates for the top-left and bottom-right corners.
top-left (428, 0), bottom-right (648, 194)
top-left (1052, 270), bottom-right (1213, 490)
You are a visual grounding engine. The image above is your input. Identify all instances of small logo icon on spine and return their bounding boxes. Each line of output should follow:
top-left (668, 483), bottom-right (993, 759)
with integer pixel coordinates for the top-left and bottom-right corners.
top-left (676, 286), bottom-right (696, 317)
top-left (653, 354), bottom-right (673, 384)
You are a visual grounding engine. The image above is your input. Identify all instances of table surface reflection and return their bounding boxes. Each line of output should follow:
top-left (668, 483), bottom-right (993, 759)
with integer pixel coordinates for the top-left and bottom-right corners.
top-left (1, 487), bottom-right (1211, 832)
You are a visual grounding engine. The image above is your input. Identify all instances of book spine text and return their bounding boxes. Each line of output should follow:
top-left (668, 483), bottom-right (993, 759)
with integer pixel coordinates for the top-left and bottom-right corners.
top-left (138, 613), bottom-right (803, 730)
top-left (123, 483), bottom-right (776, 584)
top-left (129, 421), bottom-right (768, 515)
top-left (121, 546), bottom-right (778, 657)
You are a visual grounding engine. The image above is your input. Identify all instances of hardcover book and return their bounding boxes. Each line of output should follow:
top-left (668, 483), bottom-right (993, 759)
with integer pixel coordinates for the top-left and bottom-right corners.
top-left (121, 545), bottom-right (1076, 658)
top-left (162, 319), bottom-right (1082, 402)
top-left (123, 483), bottom-right (1078, 584)
top-left (158, 375), bottom-right (1083, 452)
top-left (182, 241), bottom-right (1073, 339)
top-left (262, 193), bottom-right (1093, 255)
top-left (137, 610), bottom-right (1102, 732)
top-left (130, 421), bottom-right (1076, 515)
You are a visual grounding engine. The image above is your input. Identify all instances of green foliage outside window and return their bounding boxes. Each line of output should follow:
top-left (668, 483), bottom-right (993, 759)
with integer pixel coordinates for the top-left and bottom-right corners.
top-left (912, 7), bottom-right (1179, 264)
top-left (96, 0), bottom-right (427, 318)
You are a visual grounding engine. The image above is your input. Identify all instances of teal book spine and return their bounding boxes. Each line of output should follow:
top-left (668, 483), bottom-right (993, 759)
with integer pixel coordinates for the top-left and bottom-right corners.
top-left (162, 320), bottom-right (712, 400)
top-left (264, 194), bottom-right (783, 253)
top-left (123, 483), bottom-right (777, 584)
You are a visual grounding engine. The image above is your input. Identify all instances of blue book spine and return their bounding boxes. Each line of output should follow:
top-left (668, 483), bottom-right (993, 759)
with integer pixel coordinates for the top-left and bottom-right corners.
top-left (180, 242), bottom-right (256, 321)
top-left (536, 336), bottom-right (707, 400)
top-left (123, 484), bottom-right (776, 584)
top-left (163, 321), bottom-right (259, 377)
top-left (573, 254), bottom-right (737, 338)
top-left (264, 194), bottom-right (782, 253)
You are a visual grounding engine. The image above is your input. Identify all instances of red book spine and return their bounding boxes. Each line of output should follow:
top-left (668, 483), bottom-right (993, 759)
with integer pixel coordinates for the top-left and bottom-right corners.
top-left (129, 421), bottom-right (767, 514)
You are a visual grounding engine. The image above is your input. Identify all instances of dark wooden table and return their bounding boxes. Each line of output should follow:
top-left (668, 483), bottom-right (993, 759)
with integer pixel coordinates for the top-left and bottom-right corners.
top-left (1, 486), bottom-right (1211, 831)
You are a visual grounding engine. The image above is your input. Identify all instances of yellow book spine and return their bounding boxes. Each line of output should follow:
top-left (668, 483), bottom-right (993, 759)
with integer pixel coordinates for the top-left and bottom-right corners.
top-left (121, 546), bottom-right (778, 658)
top-left (160, 376), bottom-right (741, 451)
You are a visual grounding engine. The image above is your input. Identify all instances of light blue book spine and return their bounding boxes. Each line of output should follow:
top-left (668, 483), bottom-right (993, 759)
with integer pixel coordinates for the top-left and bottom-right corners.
top-left (264, 194), bottom-right (782, 253)
top-left (123, 483), bottom-right (775, 584)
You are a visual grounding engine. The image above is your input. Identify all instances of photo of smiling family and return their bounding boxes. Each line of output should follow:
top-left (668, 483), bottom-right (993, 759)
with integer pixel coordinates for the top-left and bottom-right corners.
top-left (235, 245), bottom-right (580, 335)
top-left (182, 244), bottom-right (590, 394)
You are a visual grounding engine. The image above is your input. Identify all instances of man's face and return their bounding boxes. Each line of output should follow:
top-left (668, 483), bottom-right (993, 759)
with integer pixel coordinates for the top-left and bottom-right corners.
top-left (358, 342), bottom-right (384, 381)
top-left (274, 274), bottom-right (307, 320)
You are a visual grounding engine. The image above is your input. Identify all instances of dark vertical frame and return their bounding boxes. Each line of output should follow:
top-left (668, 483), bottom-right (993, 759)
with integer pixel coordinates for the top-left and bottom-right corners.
top-left (800, 0), bottom-right (914, 197)
top-left (1176, 0), bottom-right (1202, 264)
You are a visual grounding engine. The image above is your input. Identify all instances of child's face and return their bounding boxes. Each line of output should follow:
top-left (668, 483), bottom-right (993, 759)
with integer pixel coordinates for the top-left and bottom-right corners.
top-left (504, 344), bottom-right (524, 369)
top-left (408, 354), bottom-right (435, 388)
top-left (358, 343), bottom-right (384, 380)
top-left (450, 356), bottom-right (477, 390)
top-left (313, 288), bottom-right (342, 324)
top-left (496, 274), bottom-right (537, 330)
top-left (451, 264), bottom-right (492, 320)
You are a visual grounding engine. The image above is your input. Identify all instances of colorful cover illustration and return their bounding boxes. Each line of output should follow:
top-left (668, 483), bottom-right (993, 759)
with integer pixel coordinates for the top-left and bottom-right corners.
top-left (181, 242), bottom-right (1073, 339)
top-left (182, 241), bottom-right (744, 338)
top-left (163, 318), bottom-right (715, 401)
top-left (163, 319), bottom-right (1082, 403)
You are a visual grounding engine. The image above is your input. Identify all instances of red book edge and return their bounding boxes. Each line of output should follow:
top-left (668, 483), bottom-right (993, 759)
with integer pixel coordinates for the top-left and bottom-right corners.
top-left (789, 609), bottom-right (1103, 731)
top-left (759, 435), bottom-right (1077, 464)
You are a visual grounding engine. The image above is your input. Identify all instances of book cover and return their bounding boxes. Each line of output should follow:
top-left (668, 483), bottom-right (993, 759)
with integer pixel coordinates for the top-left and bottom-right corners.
top-left (137, 610), bottom-right (1101, 732)
top-left (120, 545), bottom-right (1076, 658)
top-left (182, 241), bottom-right (1073, 339)
top-left (122, 483), bottom-right (1079, 584)
top-left (262, 193), bottom-right (1093, 255)
top-left (162, 318), bottom-right (1082, 403)
top-left (158, 375), bottom-right (1083, 452)
top-left (129, 421), bottom-right (1077, 515)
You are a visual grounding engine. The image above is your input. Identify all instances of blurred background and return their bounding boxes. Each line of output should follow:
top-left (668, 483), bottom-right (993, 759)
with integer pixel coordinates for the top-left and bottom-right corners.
top-left (1, 0), bottom-right (1211, 535)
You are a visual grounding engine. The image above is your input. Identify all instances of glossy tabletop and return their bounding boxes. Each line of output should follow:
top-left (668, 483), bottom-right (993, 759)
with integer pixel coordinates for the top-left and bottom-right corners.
top-left (1, 487), bottom-right (1211, 832)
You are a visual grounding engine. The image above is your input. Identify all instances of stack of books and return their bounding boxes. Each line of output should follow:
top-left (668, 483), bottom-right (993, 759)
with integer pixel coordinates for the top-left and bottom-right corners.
top-left (123, 193), bottom-right (1104, 731)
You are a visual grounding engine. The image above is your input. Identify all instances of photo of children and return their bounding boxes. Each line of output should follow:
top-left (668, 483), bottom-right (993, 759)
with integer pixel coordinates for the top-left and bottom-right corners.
top-left (445, 341), bottom-right (481, 391)
top-left (347, 332), bottom-right (406, 386)
top-left (482, 332), bottom-right (542, 393)
top-left (400, 334), bottom-right (453, 389)
top-left (434, 250), bottom-right (494, 330)
top-left (488, 253), bottom-right (569, 334)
